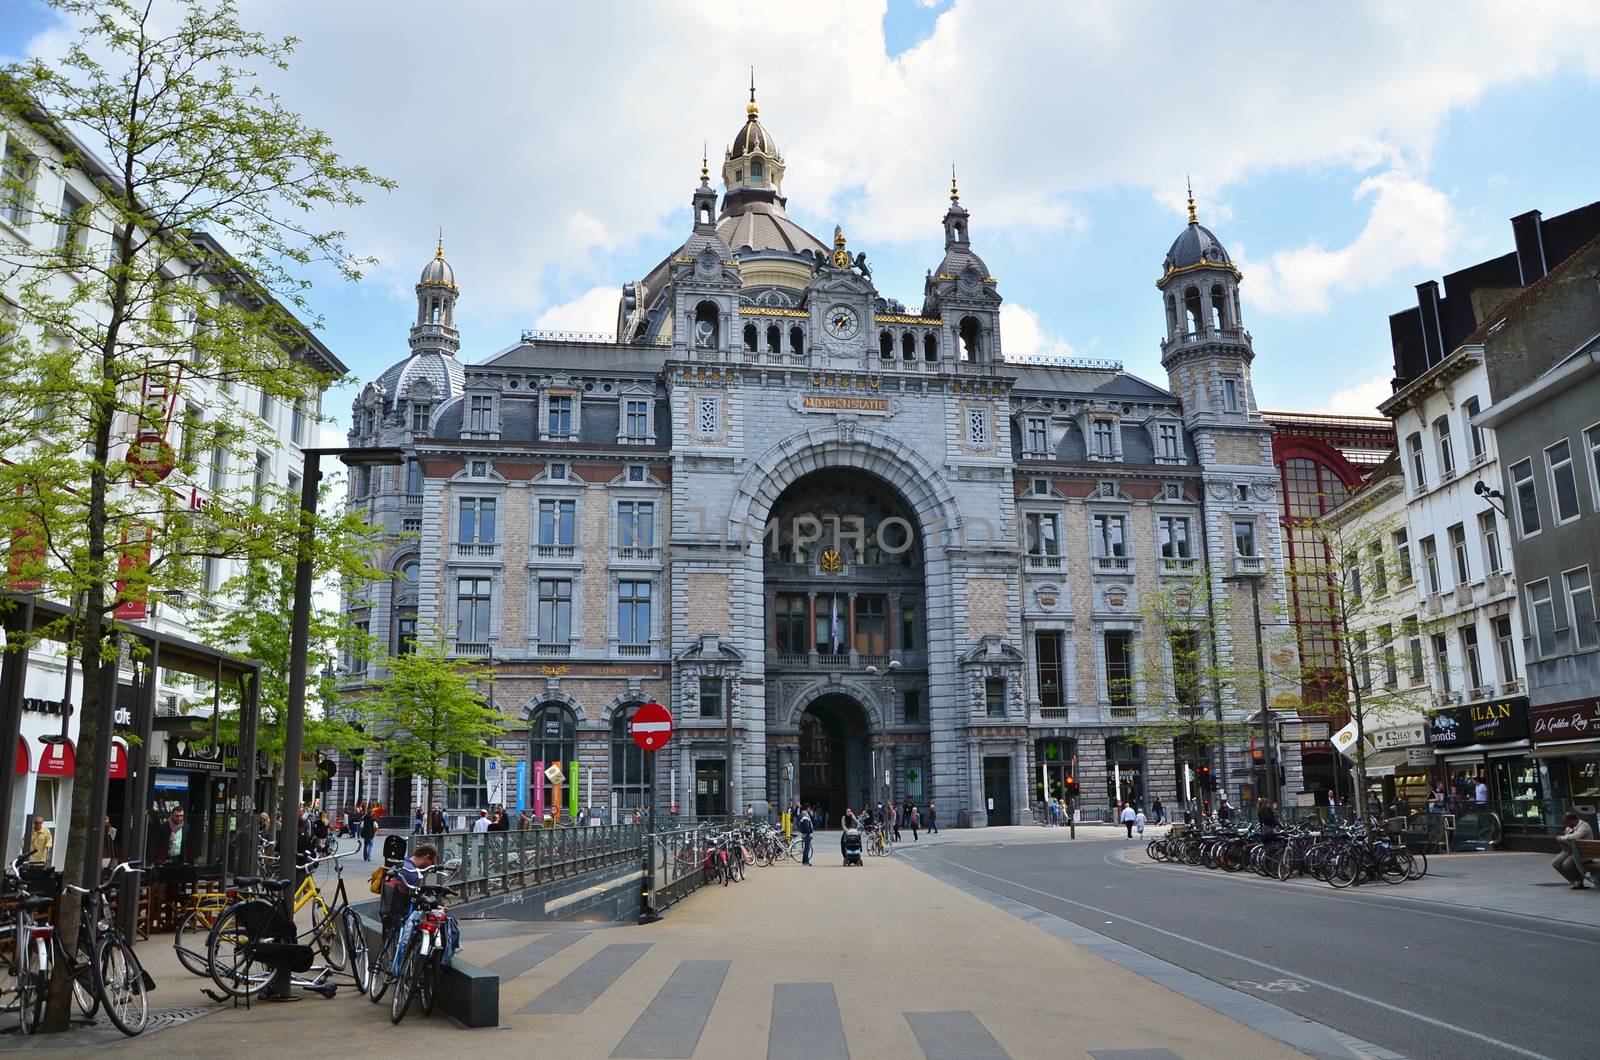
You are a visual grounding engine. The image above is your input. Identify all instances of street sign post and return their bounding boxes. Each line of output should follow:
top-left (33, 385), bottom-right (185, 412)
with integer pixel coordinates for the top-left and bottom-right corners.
top-left (631, 702), bottom-right (672, 922)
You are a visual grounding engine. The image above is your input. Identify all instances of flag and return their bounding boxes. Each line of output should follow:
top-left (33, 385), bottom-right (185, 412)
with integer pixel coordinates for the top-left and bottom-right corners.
top-left (830, 594), bottom-right (842, 653)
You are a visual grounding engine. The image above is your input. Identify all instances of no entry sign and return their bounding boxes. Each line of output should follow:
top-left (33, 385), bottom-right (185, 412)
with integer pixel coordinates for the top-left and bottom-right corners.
top-left (630, 701), bottom-right (673, 750)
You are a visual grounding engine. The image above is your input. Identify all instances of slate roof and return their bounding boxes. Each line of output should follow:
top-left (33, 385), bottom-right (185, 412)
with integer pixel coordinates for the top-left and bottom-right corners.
top-left (373, 350), bottom-right (465, 408)
top-left (1163, 222), bottom-right (1233, 271)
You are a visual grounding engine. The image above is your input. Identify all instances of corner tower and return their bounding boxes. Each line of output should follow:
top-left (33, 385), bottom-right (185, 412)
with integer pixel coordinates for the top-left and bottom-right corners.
top-left (412, 232), bottom-right (461, 359)
top-left (924, 169), bottom-right (1003, 366)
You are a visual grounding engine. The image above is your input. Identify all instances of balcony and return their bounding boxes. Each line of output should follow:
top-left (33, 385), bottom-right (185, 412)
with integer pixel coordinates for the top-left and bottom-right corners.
top-left (1107, 706), bottom-right (1137, 718)
top-left (1232, 555), bottom-right (1265, 576)
top-left (534, 544), bottom-right (575, 560)
top-left (817, 653), bottom-right (850, 669)
top-left (452, 541), bottom-right (499, 560)
top-left (1485, 572), bottom-right (1509, 596)
top-left (534, 642), bottom-right (572, 657)
top-left (618, 643), bottom-right (653, 657)
top-left (1160, 557), bottom-right (1198, 575)
top-left (1026, 553), bottom-right (1063, 572)
top-left (1037, 707), bottom-right (1069, 721)
top-left (452, 641), bottom-right (490, 657)
top-left (615, 546), bottom-right (660, 562)
top-left (1093, 556), bottom-right (1131, 574)
top-left (403, 493), bottom-right (423, 509)
top-left (774, 652), bottom-right (808, 668)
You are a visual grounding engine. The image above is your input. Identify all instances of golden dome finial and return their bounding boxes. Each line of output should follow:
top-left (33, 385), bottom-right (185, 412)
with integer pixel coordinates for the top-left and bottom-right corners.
top-left (950, 162), bottom-right (960, 203)
top-left (747, 66), bottom-right (758, 117)
top-left (700, 142), bottom-right (709, 184)
top-left (1186, 176), bottom-right (1197, 225)
top-left (435, 227), bottom-right (444, 259)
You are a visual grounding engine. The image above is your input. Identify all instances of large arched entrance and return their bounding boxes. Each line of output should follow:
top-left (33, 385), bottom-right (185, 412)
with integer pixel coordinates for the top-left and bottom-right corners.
top-left (797, 694), bottom-right (871, 820)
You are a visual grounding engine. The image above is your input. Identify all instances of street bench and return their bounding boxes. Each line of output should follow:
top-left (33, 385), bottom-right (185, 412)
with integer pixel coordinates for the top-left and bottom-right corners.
top-left (1573, 839), bottom-right (1600, 884)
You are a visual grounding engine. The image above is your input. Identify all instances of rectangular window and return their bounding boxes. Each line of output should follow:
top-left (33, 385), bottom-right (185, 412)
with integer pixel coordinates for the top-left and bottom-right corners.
top-left (289, 398), bottom-right (305, 446)
top-left (853, 595), bottom-right (888, 655)
top-left (1403, 617), bottom-right (1424, 682)
top-left (698, 394), bottom-right (721, 436)
top-left (55, 185), bottom-right (87, 257)
top-left (1448, 523), bottom-right (1470, 587)
top-left (1092, 513), bottom-right (1127, 557)
top-left (1370, 542), bottom-right (1388, 594)
top-left (1355, 632), bottom-right (1371, 692)
top-left (1170, 629), bottom-right (1200, 706)
top-left (203, 555), bottom-right (220, 593)
top-left (1092, 419), bottom-right (1114, 455)
top-left (699, 677), bottom-right (723, 719)
top-left (1232, 519), bottom-right (1256, 558)
top-left (1035, 630), bottom-right (1064, 710)
top-left (180, 403), bottom-right (203, 465)
top-left (1025, 512), bottom-right (1060, 556)
top-left (1158, 422), bottom-right (1180, 459)
top-left (774, 594), bottom-right (808, 654)
top-left (1, 141), bottom-right (31, 225)
top-left (356, 465), bottom-right (372, 498)
top-left (209, 446), bottom-right (227, 492)
top-left (1463, 396), bottom-right (1486, 461)
top-left (899, 600), bottom-right (918, 651)
top-left (1495, 615), bottom-right (1517, 682)
top-left (618, 580), bottom-right (652, 645)
top-left (445, 753), bottom-right (488, 810)
top-left (1528, 580), bottom-right (1557, 658)
top-left (1158, 516), bottom-right (1192, 559)
top-left (1547, 439), bottom-right (1581, 523)
top-left (967, 406), bottom-right (989, 447)
top-left (396, 613), bottom-right (417, 656)
top-left (411, 403), bottom-right (431, 433)
top-left (618, 501), bottom-right (654, 549)
top-left (1479, 512), bottom-right (1502, 575)
top-left (1588, 425), bottom-right (1600, 507)
top-left (1408, 433), bottom-right (1427, 491)
top-left (1104, 631), bottom-right (1134, 706)
top-left (547, 395), bottom-right (573, 438)
top-left (455, 576), bottom-right (492, 643)
top-left (467, 394), bottom-right (493, 433)
top-left (538, 499), bottom-right (575, 546)
top-left (537, 579), bottom-right (572, 644)
top-left (1512, 459), bottom-right (1541, 536)
top-left (1025, 417), bottom-right (1047, 454)
top-left (1394, 529), bottom-right (1413, 584)
top-left (1223, 378), bottom-right (1239, 413)
top-left (1461, 626), bottom-right (1483, 690)
top-left (350, 620), bottom-right (369, 675)
top-left (1566, 567), bottom-right (1597, 650)
top-left (1346, 550), bottom-right (1362, 603)
top-left (902, 690), bottom-right (921, 724)
top-left (1379, 623), bottom-right (1397, 686)
top-left (1435, 416), bottom-right (1455, 479)
top-left (1420, 536), bottom-right (1441, 594)
top-left (985, 677), bottom-right (1007, 718)
top-left (1432, 633), bottom-right (1452, 694)
top-left (624, 399), bottom-right (650, 439)
top-left (458, 498), bottom-right (497, 543)
top-left (252, 452), bottom-right (271, 506)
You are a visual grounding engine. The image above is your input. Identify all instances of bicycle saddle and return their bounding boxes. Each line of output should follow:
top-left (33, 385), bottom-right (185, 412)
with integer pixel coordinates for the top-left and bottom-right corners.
top-left (18, 895), bottom-right (53, 911)
top-left (234, 876), bottom-right (292, 890)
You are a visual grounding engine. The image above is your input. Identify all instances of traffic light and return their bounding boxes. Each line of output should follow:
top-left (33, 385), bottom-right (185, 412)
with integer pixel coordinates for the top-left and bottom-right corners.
top-left (1197, 765), bottom-right (1214, 793)
top-left (1064, 775), bottom-right (1079, 800)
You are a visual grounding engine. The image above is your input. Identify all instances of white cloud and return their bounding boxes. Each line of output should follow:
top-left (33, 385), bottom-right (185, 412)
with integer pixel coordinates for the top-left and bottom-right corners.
top-left (1322, 375), bottom-right (1395, 417)
top-left (1000, 303), bottom-right (1075, 360)
top-left (532, 286), bottom-right (621, 336)
top-left (1235, 168), bottom-right (1458, 315)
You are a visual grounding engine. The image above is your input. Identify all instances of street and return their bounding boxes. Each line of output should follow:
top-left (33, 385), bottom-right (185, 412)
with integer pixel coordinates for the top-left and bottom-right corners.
top-left (904, 831), bottom-right (1600, 1060)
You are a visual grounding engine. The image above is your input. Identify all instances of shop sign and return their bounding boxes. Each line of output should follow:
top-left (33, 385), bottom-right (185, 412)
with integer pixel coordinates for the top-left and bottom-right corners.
top-left (1406, 746), bottom-right (1436, 766)
top-left (1529, 700), bottom-right (1600, 744)
top-left (167, 736), bottom-right (225, 773)
top-left (21, 697), bottom-right (71, 717)
top-left (1371, 724), bottom-right (1426, 750)
top-left (1427, 696), bottom-right (1530, 748)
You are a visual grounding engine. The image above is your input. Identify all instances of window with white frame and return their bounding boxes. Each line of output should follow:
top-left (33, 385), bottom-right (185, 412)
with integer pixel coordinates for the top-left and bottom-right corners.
top-left (455, 576), bottom-right (492, 644)
top-left (350, 619), bottom-right (369, 675)
top-left (547, 395), bottom-right (573, 438)
top-left (1547, 439), bottom-right (1581, 523)
top-left (1434, 416), bottom-right (1455, 479)
top-left (1420, 535), bottom-right (1440, 594)
top-left (1232, 518), bottom-right (1257, 558)
top-left (1432, 633), bottom-right (1452, 694)
top-left (1354, 632), bottom-right (1371, 691)
top-left (618, 501), bottom-right (654, 549)
top-left (1091, 513), bottom-right (1127, 557)
top-left (1494, 615), bottom-right (1517, 683)
top-left (1478, 512), bottom-right (1502, 575)
top-left (1461, 625), bottom-right (1483, 690)
top-left (1566, 567), bottom-right (1597, 650)
top-left (0, 140), bottom-right (32, 225)
top-left (1025, 512), bottom-right (1060, 557)
top-left (537, 579), bottom-right (572, 645)
top-left (1024, 417), bottom-right (1047, 455)
top-left (1157, 422), bottom-right (1181, 460)
top-left (55, 185), bottom-right (87, 258)
top-left (467, 394), bottom-right (494, 433)
top-left (1448, 523), bottom-right (1469, 587)
top-left (1158, 515), bottom-right (1192, 560)
top-left (1091, 418), bottom-right (1115, 456)
top-left (1587, 425), bottom-right (1600, 505)
top-left (1403, 617), bottom-right (1424, 682)
top-left (1463, 397), bottom-right (1486, 462)
top-left (624, 399), bottom-right (650, 440)
top-left (1394, 529), bottom-right (1412, 584)
top-left (458, 497), bottom-right (497, 543)
top-left (1370, 542), bottom-right (1388, 594)
top-left (697, 393), bottom-right (721, 436)
top-left (1407, 433), bottom-right (1427, 491)
top-left (1347, 550), bottom-right (1362, 603)
top-left (411, 403), bottom-right (431, 433)
top-left (1378, 623), bottom-right (1397, 686)
top-left (405, 457), bottom-right (423, 495)
top-left (1104, 631), bottom-right (1135, 706)
top-left (1527, 580), bottom-right (1557, 658)
top-left (618, 580), bottom-right (652, 645)
top-left (967, 406), bottom-right (989, 447)
top-left (538, 499), bottom-right (575, 545)
top-left (1511, 459), bottom-right (1540, 537)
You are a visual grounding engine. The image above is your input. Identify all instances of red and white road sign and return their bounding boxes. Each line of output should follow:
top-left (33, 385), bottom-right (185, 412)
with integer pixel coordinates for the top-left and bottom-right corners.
top-left (630, 701), bottom-right (673, 751)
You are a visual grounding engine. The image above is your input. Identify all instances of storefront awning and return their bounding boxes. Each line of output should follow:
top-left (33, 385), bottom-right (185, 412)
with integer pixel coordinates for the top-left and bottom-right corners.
top-left (1529, 739), bottom-right (1600, 759)
top-left (36, 738), bottom-right (74, 777)
top-left (1362, 748), bottom-right (1409, 778)
top-left (1441, 741), bottom-right (1532, 762)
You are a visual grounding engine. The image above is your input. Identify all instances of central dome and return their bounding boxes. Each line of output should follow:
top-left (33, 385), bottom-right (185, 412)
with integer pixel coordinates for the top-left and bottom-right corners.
top-left (729, 108), bottom-right (778, 160)
top-left (1163, 221), bottom-right (1233, 272)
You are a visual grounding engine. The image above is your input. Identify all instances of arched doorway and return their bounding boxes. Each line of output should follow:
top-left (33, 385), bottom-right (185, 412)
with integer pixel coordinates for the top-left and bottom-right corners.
top-left (797, 694), bottom-right (871, 821)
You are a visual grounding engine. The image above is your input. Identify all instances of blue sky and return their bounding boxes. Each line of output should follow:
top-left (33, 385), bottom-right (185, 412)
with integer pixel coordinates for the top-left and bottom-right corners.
top-left (6, 0), bottom-right (1600, 431)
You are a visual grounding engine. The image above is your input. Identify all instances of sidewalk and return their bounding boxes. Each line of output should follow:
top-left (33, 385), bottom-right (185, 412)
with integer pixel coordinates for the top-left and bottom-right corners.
top-left (73, 837), bottom-right (1300, 1059)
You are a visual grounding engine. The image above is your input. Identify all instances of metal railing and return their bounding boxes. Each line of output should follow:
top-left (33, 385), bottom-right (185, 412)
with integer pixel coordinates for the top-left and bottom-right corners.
top-left (647, 824), bottom-right (718, 914)
top-left (406, 826), bottom-right (644, 900)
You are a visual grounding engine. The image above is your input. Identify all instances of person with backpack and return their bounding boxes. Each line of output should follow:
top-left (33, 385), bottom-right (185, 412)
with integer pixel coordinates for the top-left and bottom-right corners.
top-left (797, 804), bottom-right (814, 866)
top-left (361, 804), bottom-right (378, 861)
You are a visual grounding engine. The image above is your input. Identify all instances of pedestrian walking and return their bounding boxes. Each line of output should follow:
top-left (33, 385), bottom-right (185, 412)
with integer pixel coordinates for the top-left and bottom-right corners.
top-left (1049, 799), bottom-right (1060, 826)
top-left (889, 802), bottom-right (901, 843)
top-left (360, 805), bottom-right (377, 861)
top-left (798, 803), bottom-right (815, 865)
top-left (1474, 776), bottom-right (1489, 806)
top-left (1135, 806), bottom-right (1147, 838)
top-left (430, 806), bottom-right (446, 833)
top-left (412, 804), bottom-right (424, 834)
top-left (1120, 803), bottom-right (1136, 839)
top-left (1151, 797), bottom-right (1164, 825)
top-left (910, 805), bottom-right (920, 841)
top-left (928, 802), bottom-right (939, 835)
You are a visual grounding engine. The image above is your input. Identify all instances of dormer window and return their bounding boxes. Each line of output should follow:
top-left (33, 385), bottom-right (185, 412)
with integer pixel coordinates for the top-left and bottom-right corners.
top-left (1092, 419), bottom-right (1115, 457)
top-left (1025, 417), bottom-right (1048, 456)
top-left (467, 395), bottom-right (494, 434)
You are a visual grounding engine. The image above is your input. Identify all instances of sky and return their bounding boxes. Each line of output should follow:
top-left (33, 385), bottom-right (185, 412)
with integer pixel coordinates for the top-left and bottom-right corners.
top-left (5, 0), bottom-right (1600, 434)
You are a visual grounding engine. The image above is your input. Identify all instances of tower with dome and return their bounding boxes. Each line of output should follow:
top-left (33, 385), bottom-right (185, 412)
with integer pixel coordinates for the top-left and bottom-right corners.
top-left (332, 91), bottom-right (1298, 826)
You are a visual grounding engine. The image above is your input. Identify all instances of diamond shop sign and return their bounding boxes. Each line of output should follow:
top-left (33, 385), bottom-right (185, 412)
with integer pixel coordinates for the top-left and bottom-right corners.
top-left (1529, 700), bottom-right (1600, 744)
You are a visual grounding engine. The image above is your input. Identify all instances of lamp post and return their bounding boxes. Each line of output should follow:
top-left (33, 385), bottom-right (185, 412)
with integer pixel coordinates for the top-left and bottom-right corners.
top-left (1224, 571), bottom-right (1275, 806)
top-left (271, 445), bottom-right (403, 1000)
top-left (865, 660), bottom-right (900, 815)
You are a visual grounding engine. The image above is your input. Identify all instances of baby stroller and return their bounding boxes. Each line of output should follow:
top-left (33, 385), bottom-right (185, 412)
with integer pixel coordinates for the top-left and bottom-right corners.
top-left (841, 828), bottom-right (863, 867)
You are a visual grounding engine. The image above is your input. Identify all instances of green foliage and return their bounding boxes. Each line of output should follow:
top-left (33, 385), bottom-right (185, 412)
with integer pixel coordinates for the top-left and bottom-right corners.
top-left (354, 635), bottom-right (509, 819)
top-left (1130, 575), bottom-right (1252, 751)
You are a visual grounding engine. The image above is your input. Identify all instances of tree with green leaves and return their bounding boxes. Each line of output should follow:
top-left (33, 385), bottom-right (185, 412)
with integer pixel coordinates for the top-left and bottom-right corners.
top-left (355, 635), bottom-right (508, 823)
top-left (0, 0), bottom-right (389, 1030)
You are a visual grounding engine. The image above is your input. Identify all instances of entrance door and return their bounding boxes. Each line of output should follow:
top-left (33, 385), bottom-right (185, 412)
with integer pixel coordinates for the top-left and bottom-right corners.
top-left (983, 756), bottom-right (1013, 826)
top-left (695, 760), bottom-right (726, 819)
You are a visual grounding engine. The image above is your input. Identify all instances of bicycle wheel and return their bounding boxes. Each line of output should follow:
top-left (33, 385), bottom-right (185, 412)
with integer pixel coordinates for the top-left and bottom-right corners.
top-left (1327, 851), bottom-right (1359, 889)
top-left (419, 947), bottom-right (442, 1016)
top-left (344, 908), bottom-right (371, 995)
top-left (98, 934), bottom-right (150, 1036)
top-left (70, 932), bottom-right (101, 1019)
top-left (16, 923), bottom-right (44, 1034)
top-left (1380, 849), bottom-right (1413, 885)
top-left (172, 907), bottom-right (216, 978)
top-left (1407, 849), bottom-right (1428, 880)
top-left (369, 926), bottom-right (398, 1003)
top-left (390, 933), bottom-right (421, 1024)
top-left (312, 899), bottom-right (347, 971)
top-left (206, 902), bottom-right (274, 999)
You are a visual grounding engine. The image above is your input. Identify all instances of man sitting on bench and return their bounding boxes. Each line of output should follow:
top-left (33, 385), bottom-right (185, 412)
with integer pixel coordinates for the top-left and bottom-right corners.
top-left (1553, 811), bottom-right (1593, 889)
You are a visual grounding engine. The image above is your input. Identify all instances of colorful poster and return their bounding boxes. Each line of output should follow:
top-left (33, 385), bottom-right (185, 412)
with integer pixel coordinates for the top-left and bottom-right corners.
top-left (533, 760), bottom-right (544, 818)
top-left (568, 760), bottom-right (579, 818)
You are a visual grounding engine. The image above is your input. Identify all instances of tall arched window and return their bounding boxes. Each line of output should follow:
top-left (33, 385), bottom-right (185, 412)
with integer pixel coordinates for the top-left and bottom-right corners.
top-left (959, 316), bottom-right (982, 361)
top-left (1209, 284), bottom-right (1227, 330)
top-left (879, 331), bottom-right (893, 358)
top-left (766, 324), bottom-right (781, 352)
top-left (1183, 287), bottom-right (1202, 334)
top-left (788, 326), bottom-right (804, 354)
top-left (743, 322), bottom-right (758, 349)
top-left (610, 704), bottom-right (647, 808)
top-left (529, 703), bottom-right (576, 812)
top-left (694, 301), bottom-right (719, 349)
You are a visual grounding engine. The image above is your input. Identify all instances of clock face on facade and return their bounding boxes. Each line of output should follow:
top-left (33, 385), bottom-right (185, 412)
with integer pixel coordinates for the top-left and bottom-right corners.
top-left (824, 304), bottom-right (859, 340)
